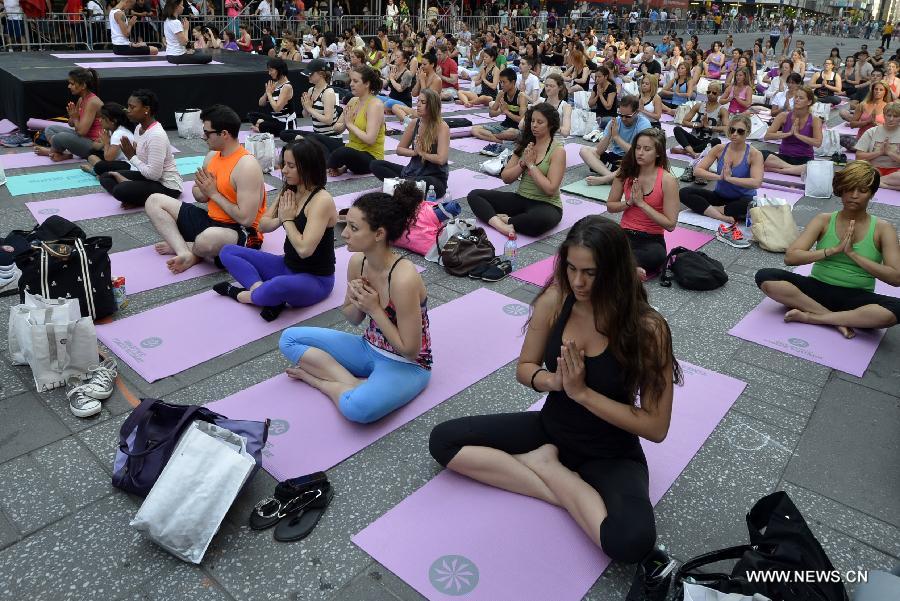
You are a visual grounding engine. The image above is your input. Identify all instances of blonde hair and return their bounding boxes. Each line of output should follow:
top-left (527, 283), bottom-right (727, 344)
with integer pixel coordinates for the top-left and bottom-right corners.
top-left (884, 100), bottom-right (900, 116)
top-left (417, 88), bottom-right (441, 153)
top-left (832, 160), bottom-right (879, 197)
top-left (641, 73), bottom-right (659, 98)
top-left (729, 113), bottom-right (752, 132)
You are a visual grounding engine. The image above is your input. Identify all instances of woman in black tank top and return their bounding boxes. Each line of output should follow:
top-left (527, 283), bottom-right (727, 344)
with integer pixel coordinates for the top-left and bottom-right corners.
top-left (430, 215), bottom-right (682, 567)
top-left (214, 139), bottom-right (338, 321)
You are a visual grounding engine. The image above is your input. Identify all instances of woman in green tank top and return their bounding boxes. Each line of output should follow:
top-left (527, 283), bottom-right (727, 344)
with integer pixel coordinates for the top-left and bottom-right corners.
top-left (755, 161), bottom-right (900, 339)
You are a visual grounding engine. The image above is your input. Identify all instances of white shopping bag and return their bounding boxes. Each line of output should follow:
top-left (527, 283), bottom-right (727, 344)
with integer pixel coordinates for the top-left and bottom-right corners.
top-left (130, 421), bottom-right (255, 564)
top-left (682, 582), bottom-right (771, 601)
top-left (383, 177), bottom-right (426, 195)
top-left (804, 160), bottom-right (834, 199)
top-left (811, 102), bottom-right (831, 121)
top-left (814, 126), bottom-right (840, 157)
top-left (8, 293), bottom-right (97, 391)
top-left (425, 218), bottom-right (477, 264)
top-left (244, 132), bottom-right (276, 173)
top-left (174, 108), bottom-right (203, 139)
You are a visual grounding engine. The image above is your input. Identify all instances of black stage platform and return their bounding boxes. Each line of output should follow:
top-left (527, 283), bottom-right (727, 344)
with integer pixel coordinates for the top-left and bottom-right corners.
top-left (0, 52), bottom-right (309, 130)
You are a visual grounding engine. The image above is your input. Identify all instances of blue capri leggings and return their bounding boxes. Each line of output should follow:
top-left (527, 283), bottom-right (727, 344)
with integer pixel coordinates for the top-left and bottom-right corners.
top-left (279, 327), bottom-right (431, 423)
top-left (219, 245), bottom-right (335, 307)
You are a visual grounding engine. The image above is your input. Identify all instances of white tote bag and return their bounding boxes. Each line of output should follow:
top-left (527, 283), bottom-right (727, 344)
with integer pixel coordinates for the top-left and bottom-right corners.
top-left (682, 582), bottom-right (771, 601)
top-left (244, 133), bottom-right (276, 173)
top-left (814, 126), bottom-right (840, 157)
top-left (174, 108), bottom-right (203, 139)
top-left (130, 421), bottom-right (255, 564)
top-left (695, 77), bottom-right (712, 95)
top-left (747, 114), bottom-right (768, 141)
top-left (569, 108), bottom-right (597, 137)
top-left (811, 102), bottom-right (831, 121)
top-left (572, 90), bottom-right (591, 110)
top-left (620, 80), bottom-right (639, 98)
top-left (674, 100), bottom-right (698, 125)
top-left (383, 177), bottom-right (426, 195)
top-left (804, 159), bottom-right (835, 199)
top-left (8, 293), bottom-right (98, 392)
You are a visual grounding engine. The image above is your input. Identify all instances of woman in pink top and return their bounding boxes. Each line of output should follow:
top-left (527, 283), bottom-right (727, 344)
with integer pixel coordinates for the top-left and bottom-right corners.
top-left (224, 0), bottom-right (243, 34)
top-left (34, 68), bottom-right (103, 162)
top-left (604, 128), bottom-right (680, 280)
top-left (722, 67), bottom-right (753, 114)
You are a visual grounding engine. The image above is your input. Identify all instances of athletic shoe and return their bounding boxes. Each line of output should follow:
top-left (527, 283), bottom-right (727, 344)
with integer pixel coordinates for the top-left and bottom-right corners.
top-left (0, 266), bottom-right (21, 297)
top-left (583, 128), bottom-right (602, 142)
top-left (625, 547), bottom-right (677, 601)
top-left (678, 165), bottom-right (695, 183)
top-left (67, 377), bottom-right (102, 418)
top-left (716, 223), bottom-right (751, 248)
top-left (480, 143), bottom-right (504, 157)
top-left (80, 358), bottom-right (118, 400)
top-left (0, 133), bottom-right (31, 147)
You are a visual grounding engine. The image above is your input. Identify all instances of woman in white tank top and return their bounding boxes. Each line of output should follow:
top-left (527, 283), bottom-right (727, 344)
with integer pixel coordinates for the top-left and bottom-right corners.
top-left (110, 0), bottom-right (159, 56)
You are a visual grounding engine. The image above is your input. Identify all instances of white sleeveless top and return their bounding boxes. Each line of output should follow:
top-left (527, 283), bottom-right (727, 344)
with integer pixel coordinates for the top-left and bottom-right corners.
top-left (109, 8), bottom-right (131, 46)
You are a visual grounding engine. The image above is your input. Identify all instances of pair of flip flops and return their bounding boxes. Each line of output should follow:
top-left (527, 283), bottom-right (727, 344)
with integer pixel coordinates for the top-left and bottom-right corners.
top-left (249, 474), bottom-right (334, 542)
top-left (468, 257), bottom-right (513, 282)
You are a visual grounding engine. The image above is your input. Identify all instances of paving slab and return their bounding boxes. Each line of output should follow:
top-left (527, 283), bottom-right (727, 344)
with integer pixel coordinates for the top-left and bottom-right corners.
top-left (0, 391), bottom-right (70, 463)
top-left (835, 326), bottom-right (900, 397)
top-left (0, 454), bottom-right (76, 535)
top-left (120, 563), bottom-right (235, 601)
top-left (31, 437), bottom-right (114, 509)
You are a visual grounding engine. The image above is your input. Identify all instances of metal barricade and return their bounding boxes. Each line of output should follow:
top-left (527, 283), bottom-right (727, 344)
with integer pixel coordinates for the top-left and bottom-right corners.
top-left (0, 13), bottom-right (91, 52)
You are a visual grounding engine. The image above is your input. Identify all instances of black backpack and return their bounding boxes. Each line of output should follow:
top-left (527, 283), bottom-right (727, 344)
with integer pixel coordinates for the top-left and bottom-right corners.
top-left (659, 246), bottom-right (728, 291)
top-left (676, 491), bottom-right (849, 601)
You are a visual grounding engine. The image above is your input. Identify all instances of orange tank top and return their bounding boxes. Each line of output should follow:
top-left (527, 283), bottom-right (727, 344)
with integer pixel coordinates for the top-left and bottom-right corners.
top-left (205, 147), bottom-right (267, 228)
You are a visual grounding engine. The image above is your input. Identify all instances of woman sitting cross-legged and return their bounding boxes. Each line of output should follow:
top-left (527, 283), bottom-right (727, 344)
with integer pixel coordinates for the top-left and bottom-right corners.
top-left (755, 161), bottom-right (900, 339)
top-left (429, 214), bottom-right (682, 567)
top-left (214, 139), bottom-right (338, 321)
top-left (603, 128), bottom-right (679, 279)
top-left (467, 103), bottom-right (566, 238)
top-left (760, 86), bottom-right (823, 177)
top-left (34, 68), bottom-right (103, 162)
top-left (680, 114), bottom-right (764, 247)
top-left (370, 89), bottom-right (450, 197)
top-left (670, 81), bottom-right (727, 160)
top-left (81, 102), bottom-right (134, 177)
top-left (278, 181), bottom-right (432, 424)
top-left (320, 65), bottom-right (386, 177)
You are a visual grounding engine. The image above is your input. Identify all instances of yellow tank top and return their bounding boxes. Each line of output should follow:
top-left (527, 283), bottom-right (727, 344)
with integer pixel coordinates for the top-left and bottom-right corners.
top-left (346, 96), bottom-right (385, 160)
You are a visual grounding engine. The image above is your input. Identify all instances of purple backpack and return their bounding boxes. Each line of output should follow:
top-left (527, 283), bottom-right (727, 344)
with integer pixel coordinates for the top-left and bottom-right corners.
top-left (113, 398), bottom-right (269, 497)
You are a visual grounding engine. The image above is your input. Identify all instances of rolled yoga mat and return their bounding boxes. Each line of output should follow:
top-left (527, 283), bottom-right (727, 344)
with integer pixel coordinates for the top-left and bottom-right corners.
top-left (675, 187), bottom-right (804, 236)
top-left (5, 155), bottom-right (205, 196)
top-left (97, 248), bottom-right (422, 382)
top-left (0, 119), bottom-right (17, 134)
top-left (205, 288), bottom-right (529, 479)
top-left (728, 263), bottom-right (900, 377)
top-left (511, 226), bottom-right (714, 287)
top-left (561, 166), bottom-right (685, 201)
top-left (1, 145), bottom-right (180, 170)
top-left (353, 362), bottom-right (745, 601)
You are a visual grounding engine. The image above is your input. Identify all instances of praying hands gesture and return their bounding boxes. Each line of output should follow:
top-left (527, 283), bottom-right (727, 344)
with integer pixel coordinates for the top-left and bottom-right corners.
top-left (609, 116), bottom-right (619, 141)
top-left (833, 219), bottom-right (856, 256)
top-left (519, 142), bottom-right (536, 169)
top-left (119, 137), bottom-right (136, 159)
top-left (277, 189), bottom-right (298, 223)
top-left (627, 177), bottom-right (646, 208)
top-left (265, 80), bottom-right (277, 98)
top-left (300, 91), bottom-right (312, 111)
top-left (720, 158), bottom-right (732, 182)
top-left (66, 101), bottom-right (78, 120)
top-left (344, 98), bottom-right (360, 124)
top-left (558, 340), bottom-right (588, 401)
top-left (99, 128), bottom-right (111, 149)
top-left (194, 167), bottom-right (218, 200)
top-left (348, 278), bottom-right (381, 315)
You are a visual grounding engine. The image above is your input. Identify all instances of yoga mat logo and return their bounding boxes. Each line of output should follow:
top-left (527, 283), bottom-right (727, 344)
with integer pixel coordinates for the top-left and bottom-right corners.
top-left (788, 337), bottom-right (810, 348)
top-left (502, 303), bottom-right (528, 316)
top-left (428, 555), bottom-right (479, 596)
top-left (269, 419), bottom-right (290, 436)
top-left (39, 208), bottom-right (60, 215)
top-left (140, 337), bottom-right (163, 349)
top-left (563, 196), bottom-right (583, 205)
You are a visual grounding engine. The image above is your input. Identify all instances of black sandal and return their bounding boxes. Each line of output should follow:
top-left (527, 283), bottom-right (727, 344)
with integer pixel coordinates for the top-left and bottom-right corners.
top-left (249, 472), bottom-right (328, 530)
top-left (272, 483), bottom-right (334, 542)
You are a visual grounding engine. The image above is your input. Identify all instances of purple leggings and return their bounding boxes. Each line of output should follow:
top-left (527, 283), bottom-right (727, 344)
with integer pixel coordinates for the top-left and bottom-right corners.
top-left (218, 245), bottom-right (335, 307)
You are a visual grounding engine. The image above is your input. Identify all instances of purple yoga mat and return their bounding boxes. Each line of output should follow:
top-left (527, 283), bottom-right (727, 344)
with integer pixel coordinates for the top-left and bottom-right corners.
top-left (51, 52), bottom-right (168, 58)
top-left (728, 264), bottom-right (900, 377)
top-left (0, 119), bottom-right (17, 135)
top-left (1, 145), bottom-right (179, 170)
top-left (870, 187), bottom-right (900, 208)
top-left (98, 247), bottom-right (356, 382)
top-left (353, 362), bottom-right (744, 601)
top-left (206, 288), bottom-right (528, 479)
top-left (27, 119), bottom-right (70, 131)
top-left (27, 181), bottom-right (195, 224)
top-left (512, 226), bottom-right (713, 286)
top-left (482, 195), bottom-right (607, 251)
top-left (74, 60), bottom-right (223, 68)
top-left (110, 242), bottom-right (221, 295)
top-left (563, 142), bottom-right (588, 168)
top-left (449, 137), bottom-right (490, 152)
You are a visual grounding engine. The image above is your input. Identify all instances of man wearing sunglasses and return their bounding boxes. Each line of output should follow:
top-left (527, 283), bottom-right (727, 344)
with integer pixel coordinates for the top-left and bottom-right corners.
top-left (578, 95), bottom-right (651, 186)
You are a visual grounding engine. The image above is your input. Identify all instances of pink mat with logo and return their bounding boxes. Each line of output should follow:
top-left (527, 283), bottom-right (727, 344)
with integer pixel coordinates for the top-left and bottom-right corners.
top-left (353, 362), bottom-right (744, 601)
top-left (1, 145), bottom-right (179, 170)
top-left (206, 288), bottom-right (528, 479)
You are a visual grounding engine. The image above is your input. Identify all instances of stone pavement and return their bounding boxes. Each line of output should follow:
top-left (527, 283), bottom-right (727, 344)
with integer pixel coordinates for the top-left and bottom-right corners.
top-left (0, 35), bottom-right (898, 601)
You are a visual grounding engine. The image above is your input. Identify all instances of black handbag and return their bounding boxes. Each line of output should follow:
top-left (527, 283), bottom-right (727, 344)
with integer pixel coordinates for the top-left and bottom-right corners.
top-left (16, 236), bottom-right (117, 320)
top-left (676, 492), bottom-right (848, 601)
top-left (444, 117), bottom-right (473, 128)
top-left (659, 246), bottom-right (728, 291)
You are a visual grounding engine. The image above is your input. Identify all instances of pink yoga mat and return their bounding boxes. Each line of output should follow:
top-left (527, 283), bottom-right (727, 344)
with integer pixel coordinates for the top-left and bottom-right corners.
top-left (110, 242), bottom-right (220, 295)
top-left (728, 264), bottom-right (900, 377)
top-left (482, 195), bottom-right (607, 251)
top-left (449, 137), bottom-right (490, 152)
top-left (27, 119), bottom-right (70, 132)
top-left (74, 60), bottom-right (223, 68)
top-left (563, 143), bottom-right (588, 168)
top-left (353, 362), bottom-right (745, 601)
top-left (206, 288), bottom-right (528, 480)
top-left (51, 52), bottom-right (168, 58)
top-left (447, 168), bottom-right (504, 201)
top-left (1, 145), bottom-right (179, 170)
top-left (870, 187), bottom-right (900, 208)
top-left (512, 226), bottom-right (712, 286)
top-left (0, 119), bottom-right (17, 135)
top-left (98, 247), bottom-right (356, 382)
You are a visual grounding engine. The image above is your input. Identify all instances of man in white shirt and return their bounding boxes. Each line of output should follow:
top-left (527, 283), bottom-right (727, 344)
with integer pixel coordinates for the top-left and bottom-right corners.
top-left (2, 0), bottom-right (25, 45)
top-left (516, 56), bottom-right (541, 104)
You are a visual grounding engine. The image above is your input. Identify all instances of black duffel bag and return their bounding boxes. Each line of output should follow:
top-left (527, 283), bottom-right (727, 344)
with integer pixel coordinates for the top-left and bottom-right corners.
top-left (676, 491), bottom-right (849, 601)
top-left (659, 246), bottom-right (728, 291)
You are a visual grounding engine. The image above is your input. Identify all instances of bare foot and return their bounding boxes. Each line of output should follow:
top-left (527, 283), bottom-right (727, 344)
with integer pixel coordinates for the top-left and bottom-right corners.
top-left (327, 167), bottom-right (347, 178)
top-left (515, 444), bottom-right (560, 472)
top-left (49, 152), bottom-right (72, 162)
top-left (496, 213), bottom-right (510, 224)
top-left (285, 365), bottom-right (361, 404)
top-left (154, 241), bottom-right (174, 255)
top-left (80, 164), bottom-right (95, 174)
top-left (34, 145), bottom-right (52, 156)
top-left (586, 175), bottom-right (611, 186)
top-left (783, 309), bottom-right (808, 324)
top-left (166, 253), bottom-right (201, 274)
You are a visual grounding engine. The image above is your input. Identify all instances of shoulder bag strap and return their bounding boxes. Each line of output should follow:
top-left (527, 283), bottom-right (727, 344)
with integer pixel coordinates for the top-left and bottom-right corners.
top-left (659, 246), bottom-right (690, 287)
top-left (74, 238), bottom-right (96, 319)
top-left (675, 544), bottom-right (753, 585)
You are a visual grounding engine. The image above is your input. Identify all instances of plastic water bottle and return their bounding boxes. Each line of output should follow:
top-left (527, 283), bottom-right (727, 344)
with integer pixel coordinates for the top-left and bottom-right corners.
top-left (0, 162), bottom-right (5, 187)
top-left (504, 232), bottom-right (518, 269)
top-left (425, 185), bottom-right (437, 205)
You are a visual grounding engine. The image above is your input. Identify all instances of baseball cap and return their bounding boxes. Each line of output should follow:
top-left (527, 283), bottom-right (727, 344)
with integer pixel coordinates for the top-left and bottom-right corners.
top-left (302, 58), bottom-right (331, 77)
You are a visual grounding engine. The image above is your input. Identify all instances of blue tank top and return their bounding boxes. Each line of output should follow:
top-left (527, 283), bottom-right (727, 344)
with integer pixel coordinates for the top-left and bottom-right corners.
top-left (670, 79), bottom-right (689, 106)
top-left (714, 143), bottom-right (757, 199)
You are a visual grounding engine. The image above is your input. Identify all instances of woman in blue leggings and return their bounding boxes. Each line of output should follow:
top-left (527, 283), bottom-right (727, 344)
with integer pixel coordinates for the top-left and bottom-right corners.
top-left (214, 139), bottom-right (338, 321)
top-left (279, 181), bottom-right (432, 424)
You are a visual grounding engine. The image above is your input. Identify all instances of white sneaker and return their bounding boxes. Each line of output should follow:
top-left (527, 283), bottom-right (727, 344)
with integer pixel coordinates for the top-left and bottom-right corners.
top-left (67, 377), bottom-right (102, 418)
top-left (583, 129), bottom-right (601, 142)
top-left (0, 266), bottom-right (20, 297)
top-left (81, 358), bottom-right (118, 400)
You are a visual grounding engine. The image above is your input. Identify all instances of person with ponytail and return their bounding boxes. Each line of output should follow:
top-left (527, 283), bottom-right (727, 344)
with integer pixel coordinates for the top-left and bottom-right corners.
top-left (109, 0), bottom-right (159, 55)
top-left (429, 214), bottom-right (681, 568)
top-left (323, 65), bottom-right (386, 176)
top-left (81, 102), bottom-right (134, 177)
top-left (34, 68), bottom-right (103, 162)
top-left (215, 139), bottom-right (337, 321)
top-left (278, 181), bottom-right (433, 424)
top-left (163, 0), bottom-right (212, 64)
top-left (370, 88), bottom-right (450, 197)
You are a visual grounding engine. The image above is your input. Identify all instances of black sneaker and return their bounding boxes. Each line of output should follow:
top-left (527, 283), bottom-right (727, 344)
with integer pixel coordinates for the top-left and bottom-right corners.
top-left (678, 165), bottom-right (695, 183)
top-left (468, 257), bottom-right (500, 279)
top-left (625, 548), bottom-right (677, 601)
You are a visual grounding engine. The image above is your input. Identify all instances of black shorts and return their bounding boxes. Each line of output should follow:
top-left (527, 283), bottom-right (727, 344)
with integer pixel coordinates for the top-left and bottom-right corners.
top-left (601, 151), bottom-right (624, 171)
top-left (755, 268), bottom-right (900, 323)
top-left (176, 203), bottom-right (248, 246)
top-left (759, 149), bottom-right (811, 166)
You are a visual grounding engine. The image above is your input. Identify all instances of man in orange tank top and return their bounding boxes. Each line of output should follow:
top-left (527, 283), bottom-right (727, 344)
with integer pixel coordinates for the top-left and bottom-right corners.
top-left (146, 105), bottom-right (267, 274)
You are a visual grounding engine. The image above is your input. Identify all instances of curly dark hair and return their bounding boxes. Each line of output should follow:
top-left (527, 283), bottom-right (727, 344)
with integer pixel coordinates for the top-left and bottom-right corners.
top-left (514, 102), bottom-right (561, 157)
top-left (352, 64), bottom-right (383, 95)
top-left (352, 180), bottom-right (423, 244)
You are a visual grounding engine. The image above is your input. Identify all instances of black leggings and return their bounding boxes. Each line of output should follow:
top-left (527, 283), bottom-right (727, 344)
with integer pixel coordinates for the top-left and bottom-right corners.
top-left (370, 159), bottom-right (448, 198)
top-left (91, 159), bottom-right (131, 176)
top-left (99, 170), bottom-right (182, 207)
top-left (167, 51), bottom-right (213, 65)
top-left (755, 268), bottom-right (900, 322)
top-left (285, 131), bottom-right (345, 152)
top-left (429, 412), bottom-right (656, 564)
top-left (625, 229), bottom-right (666, 273)
top-left (112, 44), bottom-right (152, 56)
top-left (467, 189), bottom-right (562, 237)
top-left (328, 146), bottom-right (378, 174)
top-left (673, 126), bottom-right (718, 153)
top-left (246, 111), bottom-right (289, 135)
top-left (680, 186), bottom-right (753, 219)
